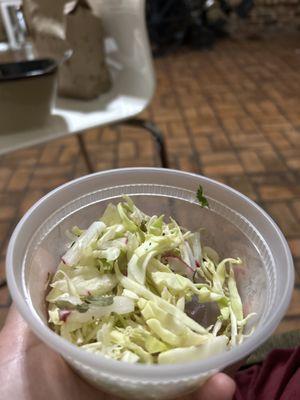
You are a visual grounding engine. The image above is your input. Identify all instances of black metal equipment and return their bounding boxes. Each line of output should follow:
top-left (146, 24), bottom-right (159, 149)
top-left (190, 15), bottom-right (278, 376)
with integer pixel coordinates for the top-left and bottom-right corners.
top-left (146, 0), bottom-right (254, 56)
top-left (76, 118), bottom-right (169, 174)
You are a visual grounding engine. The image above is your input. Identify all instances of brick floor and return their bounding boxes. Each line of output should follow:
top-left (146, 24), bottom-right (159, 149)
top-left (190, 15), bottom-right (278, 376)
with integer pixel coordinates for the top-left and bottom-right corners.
top-left (0, 33), bottom-right (299, 336)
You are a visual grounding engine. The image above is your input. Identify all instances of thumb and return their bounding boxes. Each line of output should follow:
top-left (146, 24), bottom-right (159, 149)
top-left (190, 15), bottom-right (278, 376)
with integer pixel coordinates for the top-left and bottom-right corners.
top-left (195, 373), bottom-right (236, 400)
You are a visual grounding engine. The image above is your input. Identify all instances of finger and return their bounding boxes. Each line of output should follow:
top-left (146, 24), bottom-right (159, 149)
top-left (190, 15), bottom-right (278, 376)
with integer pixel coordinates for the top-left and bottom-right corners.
top-left (196, 373), bottom-right (236, 400)
top-left (0, 304), bottom-right (40, 356)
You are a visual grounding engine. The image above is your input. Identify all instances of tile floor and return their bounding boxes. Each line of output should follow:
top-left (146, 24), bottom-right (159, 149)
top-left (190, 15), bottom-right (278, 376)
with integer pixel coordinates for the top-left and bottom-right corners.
top-left (0, 33), bottom-right (299, 333)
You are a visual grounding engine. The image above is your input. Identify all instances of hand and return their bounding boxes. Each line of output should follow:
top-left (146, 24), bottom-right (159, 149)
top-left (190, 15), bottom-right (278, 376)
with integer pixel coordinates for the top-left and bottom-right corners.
top-left (0, 305), bottom-right (235, 400)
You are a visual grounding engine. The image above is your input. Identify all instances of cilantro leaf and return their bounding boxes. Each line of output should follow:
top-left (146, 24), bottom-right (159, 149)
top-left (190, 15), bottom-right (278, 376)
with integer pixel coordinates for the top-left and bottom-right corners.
top-left (196, 185), bottom-right (209, 208)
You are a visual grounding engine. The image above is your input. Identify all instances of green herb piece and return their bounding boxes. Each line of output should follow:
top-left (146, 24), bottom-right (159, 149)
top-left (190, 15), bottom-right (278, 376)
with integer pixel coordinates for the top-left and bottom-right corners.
top-left (196, 185), bottom-right (209, 208)
top-left (140, 220), bottom-right (147, 233)
top-left (45, 272), bottom-right (53, 291)
top-left (76, 303), bottom-right (89, 313)
top-left (55, 300), bottom-right (76, 310)
top-left (85, 295), bottom-right (114, 307)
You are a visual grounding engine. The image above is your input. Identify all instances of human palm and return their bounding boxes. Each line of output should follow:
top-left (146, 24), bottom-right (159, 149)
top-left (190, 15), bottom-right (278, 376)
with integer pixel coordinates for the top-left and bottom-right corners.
top-left (0, 306), bottom-right (235, 400)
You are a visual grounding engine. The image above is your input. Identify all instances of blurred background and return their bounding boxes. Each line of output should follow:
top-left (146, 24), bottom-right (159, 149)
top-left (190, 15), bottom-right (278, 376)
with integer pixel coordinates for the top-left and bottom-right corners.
top-left (0, 0), bottom-right (299, 337)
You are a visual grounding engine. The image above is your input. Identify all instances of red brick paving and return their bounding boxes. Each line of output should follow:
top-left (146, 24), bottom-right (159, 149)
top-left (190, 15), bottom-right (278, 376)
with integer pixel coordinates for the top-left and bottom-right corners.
top-left (0, 33), bottom-right (299, 334)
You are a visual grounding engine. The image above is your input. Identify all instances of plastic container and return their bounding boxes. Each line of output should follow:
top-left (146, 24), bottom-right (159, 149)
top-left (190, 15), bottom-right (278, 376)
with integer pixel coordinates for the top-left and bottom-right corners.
top-left (0, 59), bottom-right (57, 133)
top-left (6, 168), bottom-right (294, 399)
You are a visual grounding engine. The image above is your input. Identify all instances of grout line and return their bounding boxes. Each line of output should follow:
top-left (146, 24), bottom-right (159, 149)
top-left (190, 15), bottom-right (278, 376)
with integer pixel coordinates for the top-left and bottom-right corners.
top-left (218, 49), bottom-right (300, 183)
top-left (206, 52), bottom-right (299, 186)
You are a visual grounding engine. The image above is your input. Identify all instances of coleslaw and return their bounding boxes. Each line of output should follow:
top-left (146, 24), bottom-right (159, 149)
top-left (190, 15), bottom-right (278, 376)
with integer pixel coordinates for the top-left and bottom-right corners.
top-left (47, 194), bottom-right (254, 364)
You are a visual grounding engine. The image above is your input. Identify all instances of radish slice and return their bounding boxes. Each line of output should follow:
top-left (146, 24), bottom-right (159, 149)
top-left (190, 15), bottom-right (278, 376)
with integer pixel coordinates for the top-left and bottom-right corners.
top-left (163, 255), bottom-right (194, 279)
top-left (184, 241), bottom-right (196, 270)
top-left (191, 232), bottom-right (202, 267)
top-left (59, 309), bottom-right (71, 322)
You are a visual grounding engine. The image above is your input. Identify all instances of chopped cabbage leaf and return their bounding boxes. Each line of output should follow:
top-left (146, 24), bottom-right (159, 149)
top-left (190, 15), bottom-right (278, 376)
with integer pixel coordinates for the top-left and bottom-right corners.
top-left (158, 335), bottom-right (228, 364)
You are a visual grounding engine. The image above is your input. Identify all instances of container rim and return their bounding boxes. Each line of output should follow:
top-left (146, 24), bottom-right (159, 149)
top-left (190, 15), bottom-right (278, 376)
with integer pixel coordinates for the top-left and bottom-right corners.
top-left (0, 58), bottom-right (57, 82)
top-left (6, 168), bottom-right (294, 382)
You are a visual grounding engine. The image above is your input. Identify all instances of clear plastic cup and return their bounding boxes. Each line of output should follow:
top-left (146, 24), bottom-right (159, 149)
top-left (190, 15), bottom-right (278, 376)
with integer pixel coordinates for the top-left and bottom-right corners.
top-left (6, 168), bottom-right (294, 399)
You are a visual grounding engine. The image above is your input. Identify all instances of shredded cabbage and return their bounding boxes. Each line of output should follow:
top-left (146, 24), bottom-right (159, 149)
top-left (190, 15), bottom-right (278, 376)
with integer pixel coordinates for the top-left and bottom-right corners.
top-left (47, 196), bottom-right (254, 364)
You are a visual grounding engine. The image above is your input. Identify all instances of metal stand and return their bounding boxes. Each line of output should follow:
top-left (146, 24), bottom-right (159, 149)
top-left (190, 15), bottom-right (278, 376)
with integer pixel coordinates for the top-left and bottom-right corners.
top-left (0, 292), bottom-right (11, 309)
top-left (0, 278), bottom-right (11, 309)
top-left (123, 118), bottom-right (169, 169)
top-left (76, 118), bottom-right (169, 173)
top-left (76, 133), bottom-right (95, 174)
top-left (0, 278), bottom-right (6, 289)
